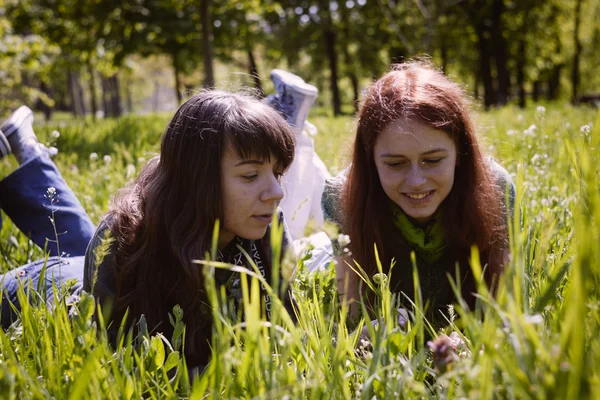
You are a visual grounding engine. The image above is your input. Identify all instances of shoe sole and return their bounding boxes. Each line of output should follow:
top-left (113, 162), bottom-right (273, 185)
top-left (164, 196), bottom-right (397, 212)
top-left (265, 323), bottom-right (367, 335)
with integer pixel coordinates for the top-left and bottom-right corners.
top-left (270, 70), bottom-right (318, 97)
top-left (1, 106), bottom-right (34, 137)
top-left (0, 131), bottom-right (11, 157)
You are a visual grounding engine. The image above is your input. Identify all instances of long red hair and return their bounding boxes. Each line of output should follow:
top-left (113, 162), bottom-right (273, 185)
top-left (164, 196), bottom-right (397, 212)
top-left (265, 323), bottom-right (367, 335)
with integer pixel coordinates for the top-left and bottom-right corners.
top-left (342, 62), bottom-right (507, 302)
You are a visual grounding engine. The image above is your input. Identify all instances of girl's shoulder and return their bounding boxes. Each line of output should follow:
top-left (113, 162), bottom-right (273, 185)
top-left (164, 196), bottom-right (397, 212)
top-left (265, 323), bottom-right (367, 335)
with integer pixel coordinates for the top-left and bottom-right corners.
top-left (488, 158), bottom-right (516, 217)
top-left (321, 168), bottom-right (349, 227)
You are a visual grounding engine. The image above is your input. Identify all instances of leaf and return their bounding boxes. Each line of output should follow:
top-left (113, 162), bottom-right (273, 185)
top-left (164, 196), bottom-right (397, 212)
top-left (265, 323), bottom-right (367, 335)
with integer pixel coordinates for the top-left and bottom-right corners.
top-left (164, 351), bottom-right (180, 372)
top-left (151, 336), bottom-right (165, 369)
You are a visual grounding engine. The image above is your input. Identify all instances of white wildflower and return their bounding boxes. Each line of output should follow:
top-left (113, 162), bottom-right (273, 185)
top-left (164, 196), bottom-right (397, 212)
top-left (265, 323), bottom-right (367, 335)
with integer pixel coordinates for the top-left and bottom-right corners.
top-left (48, 146), bottom-right (58, 156)
top-left (51, 130), bottom-right (60, 139)
top-left (524, 124), bottom-right (537, 137)
top-left (46, 187), bottom-right (56, 197)
top-left (126, 164), bottom-right (136, 179)
top-left (525, 314), bottom-right (544, 325)
top-left (580, 125), bottom-right (591, 135)
top-left (89, 152), bottom-right (98, 161)
top-left (103, 155), bottom-right (112, 165)
top-left (517, 114), bottom-right (524, 122)
top-left (337, 234), bottom-right (351, 248)
top-left (536, 105), bottom-right (546, 115)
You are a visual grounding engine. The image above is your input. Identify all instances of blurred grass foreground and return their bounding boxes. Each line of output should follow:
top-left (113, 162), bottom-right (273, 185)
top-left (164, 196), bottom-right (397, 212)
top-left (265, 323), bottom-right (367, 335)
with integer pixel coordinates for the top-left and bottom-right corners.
top-left (0, 104), bottom-right (599, 399)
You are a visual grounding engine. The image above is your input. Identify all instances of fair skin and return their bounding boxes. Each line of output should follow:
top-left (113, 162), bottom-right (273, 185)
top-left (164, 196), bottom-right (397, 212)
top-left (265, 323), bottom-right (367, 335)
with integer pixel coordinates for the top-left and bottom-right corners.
top-left (337, 118), bottom-right (458, 306)
top-left (373, 118), bottom-right (457, 225)
top-left (219, 144), bottom-right (284, 250)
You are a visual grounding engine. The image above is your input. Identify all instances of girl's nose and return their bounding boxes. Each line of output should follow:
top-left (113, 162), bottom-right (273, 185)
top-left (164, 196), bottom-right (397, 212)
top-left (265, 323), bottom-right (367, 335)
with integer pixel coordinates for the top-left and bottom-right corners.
top-left (261, 174), bottom-right (284, 202)
top-left (405, 165), bottom-right (427, 188)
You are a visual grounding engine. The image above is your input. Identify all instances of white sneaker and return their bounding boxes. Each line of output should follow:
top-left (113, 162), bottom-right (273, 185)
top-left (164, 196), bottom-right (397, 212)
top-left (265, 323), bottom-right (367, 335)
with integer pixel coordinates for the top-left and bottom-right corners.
top-left (1, 105), bottom-right (41, 164)
top-left (1, 105), bottom-right (34, 137)
top-left (269, 70), bottom-right (318, 133)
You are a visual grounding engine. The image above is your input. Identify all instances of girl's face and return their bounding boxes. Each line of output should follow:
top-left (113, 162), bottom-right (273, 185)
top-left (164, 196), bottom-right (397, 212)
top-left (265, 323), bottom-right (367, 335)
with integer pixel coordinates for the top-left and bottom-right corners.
top-left (219, 143), bottom-right (285, 249)
top-left (373, 118), bottom-right (457, 224)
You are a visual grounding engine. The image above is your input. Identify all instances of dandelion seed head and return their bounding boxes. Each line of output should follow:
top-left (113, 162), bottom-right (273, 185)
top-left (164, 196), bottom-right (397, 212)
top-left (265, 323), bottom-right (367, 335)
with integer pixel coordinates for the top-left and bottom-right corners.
top-left (90, 152), bottom-right (98, 161)
top-left (51, 130), bottom-right (60, 138)
top-left (103, 155), bottom-right (112, 164)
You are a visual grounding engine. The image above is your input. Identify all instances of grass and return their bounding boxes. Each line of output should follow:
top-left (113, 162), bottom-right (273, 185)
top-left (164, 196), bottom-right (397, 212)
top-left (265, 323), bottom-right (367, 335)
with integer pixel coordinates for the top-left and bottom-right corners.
top-left (0, 104), bottom-right (599, 398)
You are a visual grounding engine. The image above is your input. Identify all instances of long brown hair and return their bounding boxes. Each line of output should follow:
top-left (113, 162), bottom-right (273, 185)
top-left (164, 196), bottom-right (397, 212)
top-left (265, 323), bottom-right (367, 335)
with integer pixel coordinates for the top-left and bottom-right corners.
top-left (342, 61), bottom-right (507, 303)
top-left (106, 91), bottom-right (295, 366)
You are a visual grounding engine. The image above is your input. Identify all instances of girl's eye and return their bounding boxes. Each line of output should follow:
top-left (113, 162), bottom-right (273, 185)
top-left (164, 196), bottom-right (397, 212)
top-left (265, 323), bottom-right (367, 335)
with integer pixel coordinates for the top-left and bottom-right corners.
top-left (385, 161), bottom-right (407, 168)
top-left (242, 174), bottom-right (258, 181)
top-left (423, 158), bottom-right (442, 165)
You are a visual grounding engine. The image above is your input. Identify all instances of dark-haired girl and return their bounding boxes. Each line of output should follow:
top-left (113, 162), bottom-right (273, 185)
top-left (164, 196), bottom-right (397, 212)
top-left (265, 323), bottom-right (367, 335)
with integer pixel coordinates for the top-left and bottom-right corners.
top-left (323, 62), bottom-right (515, 323)
top-left (83, 91), bottom-right (297, 370)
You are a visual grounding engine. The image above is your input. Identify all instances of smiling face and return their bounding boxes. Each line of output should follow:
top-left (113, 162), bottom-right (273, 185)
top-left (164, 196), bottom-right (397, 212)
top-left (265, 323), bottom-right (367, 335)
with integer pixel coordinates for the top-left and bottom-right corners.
top-left (219, 142), bottom-right (285, 249)
top-left (373, 118), bottom-right (458, 224)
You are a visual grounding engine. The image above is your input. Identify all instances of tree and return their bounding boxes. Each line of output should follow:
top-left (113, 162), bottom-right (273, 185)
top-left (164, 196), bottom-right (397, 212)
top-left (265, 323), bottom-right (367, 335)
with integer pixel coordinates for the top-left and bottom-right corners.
top-left (200, 0), bottom-right (215, 88)
top-left (572, 0), bottom-right (583, 103)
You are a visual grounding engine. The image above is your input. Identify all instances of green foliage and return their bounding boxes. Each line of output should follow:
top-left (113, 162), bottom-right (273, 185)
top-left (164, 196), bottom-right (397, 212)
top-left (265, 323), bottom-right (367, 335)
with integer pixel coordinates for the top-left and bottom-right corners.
top-left (0, 1), bottom-right (59, 114)
top-left (0, 105), bottom-right (599, 398)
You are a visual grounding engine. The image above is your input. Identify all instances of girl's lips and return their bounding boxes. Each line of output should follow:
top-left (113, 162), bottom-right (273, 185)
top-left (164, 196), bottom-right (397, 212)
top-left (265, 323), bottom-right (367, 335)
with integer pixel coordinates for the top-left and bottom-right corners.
top-left (252, 215), bottom-right (272, 224)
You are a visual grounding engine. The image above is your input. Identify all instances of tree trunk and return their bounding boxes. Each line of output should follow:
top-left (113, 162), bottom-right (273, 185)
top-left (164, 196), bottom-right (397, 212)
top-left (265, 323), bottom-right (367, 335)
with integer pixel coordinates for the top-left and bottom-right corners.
top-left (440, 38), bottom-right (448, 72)
top-left (349, 73), bottom-right (359, 113)
top-left (491, 0), bottom-right (510, 106)
top-left (532, 80), bottom-right (541, 102)
top-left (247, 47), bottom-right (264, 98)
top-left (110, 75), bottom-right (122, 117)
top-left (474, 22), bottom-right (495, 109)
top-left (339, 3), bottom-right (359, 113)
top-left (172, 51), bottom-right (183, 104)
top-left (320, 0), bottom-right (341, 116)
top-left (101, 76), bottom-right (111, 117)
top-left (126, 77), bottom-right (133, 113)
top-left (516, 16), bottom-right (527, 109)
top-left (200, 0), bottom-right (215, 88)
top-left (39, 81), bottom-right (53, 121)
top-left (572, 0), bottom-right (583, 103)
top-left (473, 74), bottom-right (480, 100)
top-left (67, 70), bottom-right (86, 117)
top-left (547, 33), bottom-right (562, 100)
top-left (87, 60), bottom-right (98, 120)
top-left (437, 0), bottom-right (448, 72)
top-left (324, 28), bottom-right (341, 115)
top-left (516, 38), bottom-right (526, 108)
top-left (548, 65), bottom-right (562, 101)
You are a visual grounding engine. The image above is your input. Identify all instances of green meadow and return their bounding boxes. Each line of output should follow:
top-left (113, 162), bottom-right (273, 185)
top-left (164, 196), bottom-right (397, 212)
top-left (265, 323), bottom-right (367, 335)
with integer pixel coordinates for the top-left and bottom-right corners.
top-left (0, 105), bottom-right (599, 399)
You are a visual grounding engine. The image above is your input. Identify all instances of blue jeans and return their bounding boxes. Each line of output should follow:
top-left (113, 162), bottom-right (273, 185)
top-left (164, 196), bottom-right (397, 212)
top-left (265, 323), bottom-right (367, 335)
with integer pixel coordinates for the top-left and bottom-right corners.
top-left (0, 256), bottom-right (84, 328)
top-left (0, 153), bottom-right (95, 256)
top-left (0, 153), bottom-right (94, 328)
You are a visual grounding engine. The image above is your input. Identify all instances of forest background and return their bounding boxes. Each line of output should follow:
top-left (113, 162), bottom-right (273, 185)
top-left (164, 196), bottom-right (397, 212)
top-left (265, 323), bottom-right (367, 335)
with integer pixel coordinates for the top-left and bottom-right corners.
top-left (2, 0), bottom-right (599, 119)
top-left (2, 1), bottom-right (600, 398)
